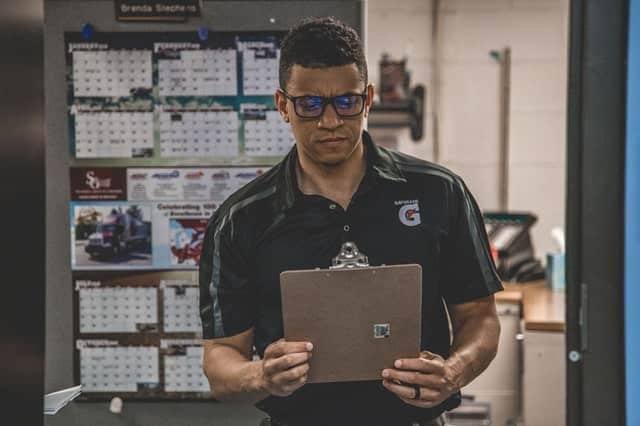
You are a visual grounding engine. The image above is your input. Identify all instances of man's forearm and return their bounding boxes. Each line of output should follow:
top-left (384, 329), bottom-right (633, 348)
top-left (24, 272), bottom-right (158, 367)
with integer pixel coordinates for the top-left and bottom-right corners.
top-left (203, 344), bottom-right (269, 403)
top-left (445, 310), bottom-right (500, 390)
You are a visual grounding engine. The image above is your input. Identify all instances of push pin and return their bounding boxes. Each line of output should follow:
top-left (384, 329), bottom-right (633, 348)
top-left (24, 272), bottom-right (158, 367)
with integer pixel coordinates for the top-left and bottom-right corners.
top-left (81, 23), bottom-right (94, 40)
top-left (197, 26), bottom-right (209, 42)
top-left (109, 396), bottom-right (123, 414)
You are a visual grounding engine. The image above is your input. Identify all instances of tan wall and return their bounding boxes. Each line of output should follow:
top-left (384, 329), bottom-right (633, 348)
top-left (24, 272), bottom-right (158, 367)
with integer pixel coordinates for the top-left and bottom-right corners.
top-left (366, 0), bottom-right (569, 257)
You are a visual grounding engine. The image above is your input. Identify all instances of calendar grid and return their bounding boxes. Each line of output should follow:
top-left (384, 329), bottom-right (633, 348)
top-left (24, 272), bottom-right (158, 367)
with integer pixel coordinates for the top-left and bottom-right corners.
top-left (73, 271), bottom-right (213, 400)
top-left (66, 31), bottom-right (294, 165)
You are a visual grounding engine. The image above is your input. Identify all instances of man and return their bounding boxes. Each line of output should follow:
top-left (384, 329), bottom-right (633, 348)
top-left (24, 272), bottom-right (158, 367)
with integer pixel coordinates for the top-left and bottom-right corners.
top-left (199, 17), bottom-right (502, 426)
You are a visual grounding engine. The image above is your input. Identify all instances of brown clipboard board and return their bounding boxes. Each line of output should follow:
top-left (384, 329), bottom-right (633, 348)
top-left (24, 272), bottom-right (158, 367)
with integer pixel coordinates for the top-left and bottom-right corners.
top-left (280, 242), bottom-right (422, 383)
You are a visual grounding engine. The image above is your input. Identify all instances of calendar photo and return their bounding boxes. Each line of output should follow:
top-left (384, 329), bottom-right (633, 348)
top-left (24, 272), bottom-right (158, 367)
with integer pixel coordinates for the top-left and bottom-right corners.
top-left (71, 203), bottom-right (152, 269)
top-left (169, 218), bottom-right (207, 266)
top-left (151, 202), bottom-right (216, 269)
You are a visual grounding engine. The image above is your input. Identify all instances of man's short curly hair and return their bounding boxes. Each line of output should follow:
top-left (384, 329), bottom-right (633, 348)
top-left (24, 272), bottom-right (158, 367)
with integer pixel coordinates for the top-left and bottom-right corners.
top-left (279, 16), bottom-right (368, 90)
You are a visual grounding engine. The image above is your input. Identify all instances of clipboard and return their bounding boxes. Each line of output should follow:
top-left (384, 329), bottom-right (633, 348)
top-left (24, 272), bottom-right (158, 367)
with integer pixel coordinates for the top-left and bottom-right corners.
top-left (280, 242), bottom-right (422, 383)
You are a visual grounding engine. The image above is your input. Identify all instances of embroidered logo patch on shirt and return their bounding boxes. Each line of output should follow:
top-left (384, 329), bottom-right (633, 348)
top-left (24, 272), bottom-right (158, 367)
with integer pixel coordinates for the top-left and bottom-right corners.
top-left (395, 199), bottom-right (421, 227)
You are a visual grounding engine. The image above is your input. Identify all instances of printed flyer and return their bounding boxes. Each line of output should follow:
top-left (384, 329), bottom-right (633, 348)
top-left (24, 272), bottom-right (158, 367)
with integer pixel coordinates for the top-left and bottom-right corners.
top-left (70, 166), bottom-right (267, 270)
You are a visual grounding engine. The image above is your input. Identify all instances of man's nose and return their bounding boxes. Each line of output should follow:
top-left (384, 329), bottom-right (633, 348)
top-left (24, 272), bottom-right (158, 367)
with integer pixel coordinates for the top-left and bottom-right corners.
top-left (317, 103), bottom-right (343, 129)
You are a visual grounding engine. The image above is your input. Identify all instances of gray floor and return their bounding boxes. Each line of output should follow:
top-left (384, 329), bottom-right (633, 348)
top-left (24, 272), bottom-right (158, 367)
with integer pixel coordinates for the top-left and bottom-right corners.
top-left (45, 402), bottom-right (266, 426)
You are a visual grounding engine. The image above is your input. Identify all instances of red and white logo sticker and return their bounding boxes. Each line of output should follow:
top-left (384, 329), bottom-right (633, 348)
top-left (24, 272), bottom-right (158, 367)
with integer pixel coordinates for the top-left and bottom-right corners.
top-left (398, 202), bottom-right (421, 227)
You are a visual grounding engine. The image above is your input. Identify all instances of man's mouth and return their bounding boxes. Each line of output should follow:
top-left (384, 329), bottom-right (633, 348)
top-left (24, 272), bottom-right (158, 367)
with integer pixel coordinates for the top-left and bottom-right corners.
top-left (319, 137), bottom-right (346, 143)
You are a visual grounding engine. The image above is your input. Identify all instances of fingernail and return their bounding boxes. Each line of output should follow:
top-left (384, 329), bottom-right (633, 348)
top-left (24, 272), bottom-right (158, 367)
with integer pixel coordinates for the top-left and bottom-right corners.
top-left (382, 370), bottom-right (389, 378)
top-left (306, 342), bottom-right (313, 351)
top-left (394, 360), bottom-right (402, 368)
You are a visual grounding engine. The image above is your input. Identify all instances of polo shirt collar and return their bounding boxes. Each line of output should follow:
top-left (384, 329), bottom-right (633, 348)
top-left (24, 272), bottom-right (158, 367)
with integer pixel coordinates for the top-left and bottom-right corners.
top-left (278, 130), bottom-right (406, 211)
top-left (364, 130), bottom-right (407, 184)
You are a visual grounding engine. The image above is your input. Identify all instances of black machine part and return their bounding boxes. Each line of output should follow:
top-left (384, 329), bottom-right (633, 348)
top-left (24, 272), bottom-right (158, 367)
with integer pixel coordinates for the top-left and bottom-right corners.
top-left (483, 212), bottom-right (546, 283)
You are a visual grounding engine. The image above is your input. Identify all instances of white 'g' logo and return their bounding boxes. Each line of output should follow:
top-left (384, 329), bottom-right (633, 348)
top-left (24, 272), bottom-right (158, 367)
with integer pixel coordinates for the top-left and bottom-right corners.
top-left (399, 203), bottom-right (421, 227)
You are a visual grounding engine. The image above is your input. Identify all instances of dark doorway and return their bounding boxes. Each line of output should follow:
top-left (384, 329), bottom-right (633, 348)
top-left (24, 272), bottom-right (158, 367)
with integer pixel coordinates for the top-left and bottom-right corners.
top-left (0, 1), bottom-right (46, 425)
top-left (566, 0), bottom-right (628, 425)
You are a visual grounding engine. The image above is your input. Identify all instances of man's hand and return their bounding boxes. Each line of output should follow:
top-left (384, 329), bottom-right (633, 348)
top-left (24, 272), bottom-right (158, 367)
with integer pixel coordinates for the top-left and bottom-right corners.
top-left (381, 351), bottom-right (459, 408)
top-left (381, 296), bottom-right (500, 408)
top-left (260, 339), bottom-right (313, 397)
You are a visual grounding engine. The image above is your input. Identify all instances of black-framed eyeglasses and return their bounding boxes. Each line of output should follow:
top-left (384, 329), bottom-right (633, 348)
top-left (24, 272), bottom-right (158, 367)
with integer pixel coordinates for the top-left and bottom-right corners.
top-left (280, 89), bottom-right (367, 119)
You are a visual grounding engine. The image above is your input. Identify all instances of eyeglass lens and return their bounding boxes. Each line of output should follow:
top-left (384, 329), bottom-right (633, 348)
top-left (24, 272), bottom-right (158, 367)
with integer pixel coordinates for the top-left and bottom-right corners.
top-left (294, 94), bottom-right (364, 118)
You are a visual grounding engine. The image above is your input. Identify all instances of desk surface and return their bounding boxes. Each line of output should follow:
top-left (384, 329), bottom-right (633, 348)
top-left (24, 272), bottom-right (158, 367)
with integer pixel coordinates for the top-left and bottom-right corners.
top-left (497, 281), bottom-right (565, 332)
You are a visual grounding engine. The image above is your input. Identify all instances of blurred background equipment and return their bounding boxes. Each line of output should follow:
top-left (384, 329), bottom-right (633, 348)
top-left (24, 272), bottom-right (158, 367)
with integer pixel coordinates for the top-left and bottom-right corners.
top-left (483, 212), bottom-right (546, 283)
top-left (369, 53), bottom-right (426, 141)
top-left (445, 395), bottom-right (491, 426)
top-left (379, 53), bottom-right (410, 104)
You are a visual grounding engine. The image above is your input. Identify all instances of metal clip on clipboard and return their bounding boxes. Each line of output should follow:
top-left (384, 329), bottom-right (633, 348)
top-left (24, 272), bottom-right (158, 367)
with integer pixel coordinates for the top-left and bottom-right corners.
top-left (279, 241), bottom-right (423, 383)
top-left (330, 241), bottom-right (369, 269)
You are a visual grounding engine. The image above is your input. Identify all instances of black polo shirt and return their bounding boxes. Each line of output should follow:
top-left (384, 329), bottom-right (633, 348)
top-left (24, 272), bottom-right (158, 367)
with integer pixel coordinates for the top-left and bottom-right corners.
top-left (199, 130), bottom-right (502, 425)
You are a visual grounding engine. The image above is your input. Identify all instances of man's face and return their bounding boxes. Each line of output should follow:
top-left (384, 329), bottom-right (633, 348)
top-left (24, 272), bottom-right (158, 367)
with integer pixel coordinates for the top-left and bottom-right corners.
top-left (275, 64), bottom-right (374, 167)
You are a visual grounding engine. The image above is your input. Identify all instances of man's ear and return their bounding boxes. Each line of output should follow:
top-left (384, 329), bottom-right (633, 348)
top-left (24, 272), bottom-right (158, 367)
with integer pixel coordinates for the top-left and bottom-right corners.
top-left (274, 90), bottom-right (290, 123)
top-left (364, 84), bottom-right (375, 118)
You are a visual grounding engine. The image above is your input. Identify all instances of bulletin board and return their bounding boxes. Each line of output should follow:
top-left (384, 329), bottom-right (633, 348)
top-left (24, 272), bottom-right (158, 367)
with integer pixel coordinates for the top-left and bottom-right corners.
top-left (65, 30), bottom-right (288, 400)
top-left (44, 1), bottom-right (362, 415)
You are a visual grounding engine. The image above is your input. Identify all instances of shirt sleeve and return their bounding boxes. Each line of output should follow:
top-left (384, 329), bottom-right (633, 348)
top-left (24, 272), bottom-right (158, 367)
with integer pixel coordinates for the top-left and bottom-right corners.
top-left (199, 211), bottom-right (256, 339)
top-left (440, 178), bottom-right (503, 304)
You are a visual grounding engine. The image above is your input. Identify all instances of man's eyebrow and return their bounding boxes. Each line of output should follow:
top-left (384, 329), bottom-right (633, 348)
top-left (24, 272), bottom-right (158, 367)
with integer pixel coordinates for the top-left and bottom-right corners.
top-left (291, 90), bottom-right (365, 97)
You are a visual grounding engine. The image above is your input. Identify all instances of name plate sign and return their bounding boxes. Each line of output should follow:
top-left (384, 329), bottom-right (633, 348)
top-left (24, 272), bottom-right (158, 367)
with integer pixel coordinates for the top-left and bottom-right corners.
top-left (115, 0), bottom-right (202, 21)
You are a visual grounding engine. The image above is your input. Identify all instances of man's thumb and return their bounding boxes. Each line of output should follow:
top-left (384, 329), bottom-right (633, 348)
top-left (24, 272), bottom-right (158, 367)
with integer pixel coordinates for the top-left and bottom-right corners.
top-left (419, 350), bottom-right (440, 360)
